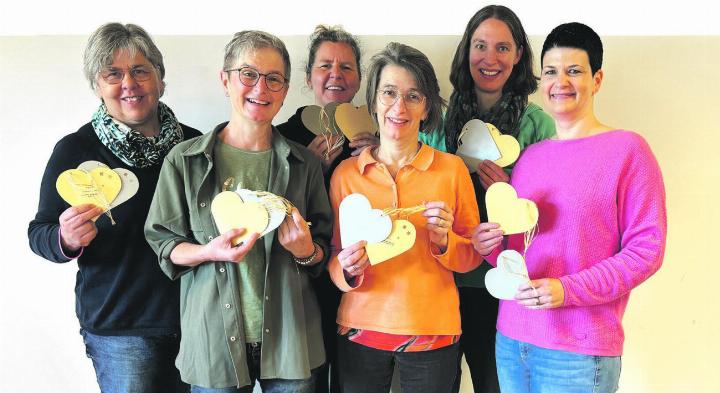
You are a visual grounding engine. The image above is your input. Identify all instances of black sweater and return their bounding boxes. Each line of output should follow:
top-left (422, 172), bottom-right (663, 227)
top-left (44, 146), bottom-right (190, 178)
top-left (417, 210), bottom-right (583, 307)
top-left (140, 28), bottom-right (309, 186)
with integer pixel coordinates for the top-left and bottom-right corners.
top-left (28, 122), bottom-right (201, 336)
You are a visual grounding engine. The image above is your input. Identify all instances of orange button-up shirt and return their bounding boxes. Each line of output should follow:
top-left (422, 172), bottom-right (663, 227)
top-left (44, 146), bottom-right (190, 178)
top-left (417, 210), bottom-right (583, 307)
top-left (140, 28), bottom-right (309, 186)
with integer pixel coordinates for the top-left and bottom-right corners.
top-left (328, 144), bottom-right (481, 335)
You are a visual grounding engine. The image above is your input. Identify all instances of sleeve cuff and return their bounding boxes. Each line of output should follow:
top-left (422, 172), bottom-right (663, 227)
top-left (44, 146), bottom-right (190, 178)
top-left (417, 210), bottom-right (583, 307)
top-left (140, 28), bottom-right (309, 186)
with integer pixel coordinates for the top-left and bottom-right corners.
top-left (57, 229), bottom-right (83, 260)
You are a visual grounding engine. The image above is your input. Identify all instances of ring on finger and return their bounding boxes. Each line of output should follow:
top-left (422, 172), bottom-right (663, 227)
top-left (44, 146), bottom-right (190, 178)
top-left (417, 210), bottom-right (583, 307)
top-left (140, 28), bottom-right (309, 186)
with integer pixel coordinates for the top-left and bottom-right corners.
top-left (439, 219), bottom-right (445, 227)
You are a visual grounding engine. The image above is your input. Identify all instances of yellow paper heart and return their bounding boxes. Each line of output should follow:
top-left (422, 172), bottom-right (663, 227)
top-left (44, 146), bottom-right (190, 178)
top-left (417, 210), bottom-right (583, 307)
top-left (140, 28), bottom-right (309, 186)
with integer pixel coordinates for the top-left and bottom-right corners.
top-left (211, 191), bottom-right (270, 246)
top-left (486, 182), bottom-right (538, 235)
top-left (365, 219), bottom-right (416, 265)
top-left (335, 103), bottom-right (377, 139)
top-left (56, 168), bottom-right (121, 211)
top-left (487, 123), bottom-right (520, 167)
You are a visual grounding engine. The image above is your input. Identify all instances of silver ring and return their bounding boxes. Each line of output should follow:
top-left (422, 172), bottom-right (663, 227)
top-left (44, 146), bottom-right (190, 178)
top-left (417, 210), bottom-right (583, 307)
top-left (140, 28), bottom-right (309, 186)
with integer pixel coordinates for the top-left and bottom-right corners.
top-left (439, 219), bottom-right (445, 227)
top-left (349, 265), bottom-right (356, 272)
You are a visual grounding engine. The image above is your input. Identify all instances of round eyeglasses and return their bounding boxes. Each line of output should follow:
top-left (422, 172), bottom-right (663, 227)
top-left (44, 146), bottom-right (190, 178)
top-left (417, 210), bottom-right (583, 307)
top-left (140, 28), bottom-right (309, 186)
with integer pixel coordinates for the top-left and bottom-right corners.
top-left (377, 88), bottom-right (426, 108)
top-left (225, 67), bottom-right (288, 92)
top-left (100, 66), bottom-right (155, 84)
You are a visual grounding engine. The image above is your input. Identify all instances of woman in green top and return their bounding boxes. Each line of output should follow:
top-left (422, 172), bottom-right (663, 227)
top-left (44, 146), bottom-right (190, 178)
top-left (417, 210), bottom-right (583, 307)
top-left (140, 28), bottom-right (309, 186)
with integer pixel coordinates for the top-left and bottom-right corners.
top-left (419, 5), bottom-right (555, 393)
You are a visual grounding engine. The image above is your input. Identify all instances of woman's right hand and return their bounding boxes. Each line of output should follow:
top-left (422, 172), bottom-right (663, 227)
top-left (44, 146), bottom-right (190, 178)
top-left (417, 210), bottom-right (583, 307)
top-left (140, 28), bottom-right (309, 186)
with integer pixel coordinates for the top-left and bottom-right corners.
top-left (471, 222), bottom-right (504, 256)
top-left (59, 204), bottom-right (103, 252)
top-left (337, 240), bottom-right (369, 279)
top-left (202, 228), bottom-right (259, 263)
top-left (307, 134), bottom-right (343, 174)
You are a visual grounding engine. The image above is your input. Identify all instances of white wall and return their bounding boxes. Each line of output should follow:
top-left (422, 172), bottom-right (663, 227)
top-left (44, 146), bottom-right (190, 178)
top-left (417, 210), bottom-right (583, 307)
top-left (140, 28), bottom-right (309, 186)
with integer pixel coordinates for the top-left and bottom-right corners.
top-left (1, 1), bottom-right (718, 392)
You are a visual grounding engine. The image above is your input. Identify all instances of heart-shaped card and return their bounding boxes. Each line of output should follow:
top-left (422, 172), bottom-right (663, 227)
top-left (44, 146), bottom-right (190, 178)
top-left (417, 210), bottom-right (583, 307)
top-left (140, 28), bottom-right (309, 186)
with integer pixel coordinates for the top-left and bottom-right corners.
top-left (76, 161), bottom-right (138, 209)
top-left (339, 193), bottom-right (392, 248)
top-left (485, 249), bottom-right (529, 300)
top-left (56, 167), bottom-right (122, 210)
top-left (365, 219), bottom-right (416, 264)
top-left (456, 119), bottom-right (501, 173)
top-left (488, 123), bottom-right (520, 168)
top-left (301, 105), bottom-right (325, 136)
top-left (335, 103), bottom-right (377, 139)
top-left (236, 188), bottom-right (286, 237)
top-left (211, 191), bottom-right (269, 246)
top-left (486, 182), bottom-right (538, 235)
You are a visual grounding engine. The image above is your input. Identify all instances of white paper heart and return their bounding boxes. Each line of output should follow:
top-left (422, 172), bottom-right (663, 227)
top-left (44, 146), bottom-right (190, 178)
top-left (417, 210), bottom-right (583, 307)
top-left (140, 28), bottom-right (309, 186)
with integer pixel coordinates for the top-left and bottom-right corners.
top-left (77, 160), bottom-right (108, 172)
top-left (236, 188), bottom-right (286, 236)
top-left (339, 193), bottom-right (392, 248)
top-left (456, 119), bottom-right (501, 173)
top-left (485, 249), bottom-right (530, 300)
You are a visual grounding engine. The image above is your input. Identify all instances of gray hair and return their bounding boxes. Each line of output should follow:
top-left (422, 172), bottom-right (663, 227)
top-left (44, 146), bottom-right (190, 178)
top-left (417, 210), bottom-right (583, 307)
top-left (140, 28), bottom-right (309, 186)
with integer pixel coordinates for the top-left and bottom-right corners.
top-left (365, 42), bottom-right (445, 134)
top-left (304, 24), bottom-right (362, 81)
top-left (83, 23), bottom-right (165, 91)
top-left (223, 30), bottom-right (291, 80)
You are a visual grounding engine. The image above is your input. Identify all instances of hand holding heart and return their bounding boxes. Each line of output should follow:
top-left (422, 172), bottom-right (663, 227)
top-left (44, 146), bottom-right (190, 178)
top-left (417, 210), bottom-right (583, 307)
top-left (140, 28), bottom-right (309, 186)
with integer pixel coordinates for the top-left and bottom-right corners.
top-left (338, 240), bottom-right (370, 278)
top-left (515, 278), bottom-right (565, 309)
top-left (202, 228), bottom-right (259, 263)
top-left (307, 135), bottom-right (343, 174)
top-left (278, 208), bottom-right (316, 261)
top-left (348, 132), bottom-right (379, 157)
top-left (423, 201), bottom-right (454, 252)
top-left (477, 160), bottom-right (510, 190)
top-left (59, 204), bottom-right (104, 252)
top-left (472, 222), bottom-right (504, 256)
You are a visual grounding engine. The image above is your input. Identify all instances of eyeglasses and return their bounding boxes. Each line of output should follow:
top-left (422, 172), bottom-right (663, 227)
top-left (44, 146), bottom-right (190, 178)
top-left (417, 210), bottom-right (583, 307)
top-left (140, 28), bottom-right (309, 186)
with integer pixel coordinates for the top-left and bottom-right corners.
top-left (224, 67), bottom-right (288, 92)
top-left (376, 88), bottom-right (426, 108)
top-left (100, 66), bottom-right (155, 84)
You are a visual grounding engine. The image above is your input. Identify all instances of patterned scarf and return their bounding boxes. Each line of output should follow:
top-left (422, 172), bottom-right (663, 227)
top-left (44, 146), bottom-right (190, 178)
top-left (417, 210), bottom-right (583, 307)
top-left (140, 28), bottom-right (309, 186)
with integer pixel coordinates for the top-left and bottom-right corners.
top-left (91, 101), bottom-right (183, 168)
top-left (479, 92), bottom-right (527, 140)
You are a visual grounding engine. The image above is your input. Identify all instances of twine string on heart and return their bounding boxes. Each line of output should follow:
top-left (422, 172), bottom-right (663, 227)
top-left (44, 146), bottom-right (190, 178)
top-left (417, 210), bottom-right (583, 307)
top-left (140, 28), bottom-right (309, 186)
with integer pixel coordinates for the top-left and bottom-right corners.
top-left (319, 106), bottom-right (345, 159)
top-left (67, 174), bottom-right (116, 225)
top-left (381, 204), bottom-right (427, 220)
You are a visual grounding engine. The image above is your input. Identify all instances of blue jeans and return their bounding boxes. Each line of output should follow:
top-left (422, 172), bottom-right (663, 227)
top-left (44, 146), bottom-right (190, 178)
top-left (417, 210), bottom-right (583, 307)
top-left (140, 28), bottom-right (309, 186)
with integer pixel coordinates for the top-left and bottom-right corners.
top-left (337, 335), bottom-right (459, 393)
top-left (80, 329), bottom-right (188, 393)
top-left (191, 343), bottom-right (317, 393)
top-left (495, 332), bottom-right (621, 393)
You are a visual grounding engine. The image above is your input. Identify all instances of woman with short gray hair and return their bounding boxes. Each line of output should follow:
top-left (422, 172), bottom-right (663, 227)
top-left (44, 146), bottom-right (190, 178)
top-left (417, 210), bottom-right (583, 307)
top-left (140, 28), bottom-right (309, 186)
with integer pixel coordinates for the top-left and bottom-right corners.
top-left (145, 30), bottom-right (332, 392)
top-left (29, 22), bottom-right (201, 392)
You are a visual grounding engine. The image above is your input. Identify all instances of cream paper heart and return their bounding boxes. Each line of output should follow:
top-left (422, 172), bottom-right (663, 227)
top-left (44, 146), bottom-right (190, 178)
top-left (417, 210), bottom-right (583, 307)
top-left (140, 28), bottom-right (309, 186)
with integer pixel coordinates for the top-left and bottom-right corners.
top-left (236, 188), bottom-right (286, 237)
top-left (77, 161), bottom-right (138, 209)
top-left (486, 182), bottom-right (538, 235)
top-left (300, 105), bottom-right (325, 136)
top-left (487, 123), bottom-right (520, 168)
top-left (365, 219), bottom-right (416, 265)
top-left (485, 249), bottom-right (530, 300)
top-left (56, 168), bottom-right (121, 211)
top-left (323, 102), bottom-right (341, 134)
top-left (335, 103), bottom-right (378, 139)
top-left (211, 191), bottom-right (270, 246)
top-left (339, 193), bottom-right (392, 248)
top-left (456, 119), bottom-right (501, 173)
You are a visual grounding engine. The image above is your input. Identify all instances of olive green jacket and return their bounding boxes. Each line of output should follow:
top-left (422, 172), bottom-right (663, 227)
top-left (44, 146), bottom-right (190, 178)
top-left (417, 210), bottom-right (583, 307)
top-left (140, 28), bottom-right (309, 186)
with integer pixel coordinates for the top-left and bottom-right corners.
top-left (145, 123), bottom-right (331, 388)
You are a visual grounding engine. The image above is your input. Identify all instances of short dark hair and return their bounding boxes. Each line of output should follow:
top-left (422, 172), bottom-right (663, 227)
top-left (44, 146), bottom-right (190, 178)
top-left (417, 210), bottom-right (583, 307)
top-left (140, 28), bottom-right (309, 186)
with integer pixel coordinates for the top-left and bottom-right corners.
top-left (541, 22), bottom-right (603, 74)
top-left (365, 42), bottom-right (445, 134)
top-left (304, 25), bottom-right (362, 81)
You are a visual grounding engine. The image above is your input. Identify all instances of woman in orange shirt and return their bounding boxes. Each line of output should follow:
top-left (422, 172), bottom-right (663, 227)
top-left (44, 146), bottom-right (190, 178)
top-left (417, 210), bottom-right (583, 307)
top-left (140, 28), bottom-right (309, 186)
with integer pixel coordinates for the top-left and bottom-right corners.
top-left (328, 42), bottom-right (481, 393)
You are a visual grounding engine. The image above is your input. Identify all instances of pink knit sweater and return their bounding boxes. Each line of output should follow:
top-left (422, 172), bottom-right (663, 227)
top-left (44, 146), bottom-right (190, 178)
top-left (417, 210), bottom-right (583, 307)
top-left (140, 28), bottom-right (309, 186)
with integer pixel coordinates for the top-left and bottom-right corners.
top-left (489, 130), bottom-right (666, 356)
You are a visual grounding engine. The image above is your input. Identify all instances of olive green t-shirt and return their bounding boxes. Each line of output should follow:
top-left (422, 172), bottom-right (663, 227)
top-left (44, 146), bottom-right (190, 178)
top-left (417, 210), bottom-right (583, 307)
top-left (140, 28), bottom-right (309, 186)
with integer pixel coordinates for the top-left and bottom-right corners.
top-left (214, 140), bottom-right (271, 342)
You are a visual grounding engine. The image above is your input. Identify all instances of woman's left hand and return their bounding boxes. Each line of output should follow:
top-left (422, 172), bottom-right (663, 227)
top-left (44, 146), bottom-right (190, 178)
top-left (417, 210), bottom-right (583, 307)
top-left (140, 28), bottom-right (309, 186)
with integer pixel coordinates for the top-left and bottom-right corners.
top-left (423, 201), bottom-right (454, 252)
top-left (349, 132), bottom-right (379, 156)
top-left (515, 278), bottom-right (565, 309)
top-left (477, 160), bottom-right (510, 190)
top-left (278, 207), bottom-right (315, 260)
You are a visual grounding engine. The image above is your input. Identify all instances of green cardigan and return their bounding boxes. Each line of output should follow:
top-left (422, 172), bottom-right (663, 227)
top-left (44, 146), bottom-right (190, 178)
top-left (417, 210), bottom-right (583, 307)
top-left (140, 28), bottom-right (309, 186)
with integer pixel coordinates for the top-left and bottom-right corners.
top-left (420, 102), bottom-right (555, 288)
top-left (145, 124), bottom-right (332, 388)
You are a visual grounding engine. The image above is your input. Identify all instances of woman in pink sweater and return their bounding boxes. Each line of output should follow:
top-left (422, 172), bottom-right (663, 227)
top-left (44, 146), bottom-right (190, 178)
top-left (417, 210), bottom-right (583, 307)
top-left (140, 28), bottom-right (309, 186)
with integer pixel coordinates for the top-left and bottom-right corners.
top-left (473, 23), bottom-right (666, 393)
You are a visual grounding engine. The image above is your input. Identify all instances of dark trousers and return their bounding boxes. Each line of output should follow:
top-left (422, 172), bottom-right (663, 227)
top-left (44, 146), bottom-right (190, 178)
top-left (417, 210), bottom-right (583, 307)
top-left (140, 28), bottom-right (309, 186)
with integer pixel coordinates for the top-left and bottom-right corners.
top-left (337, 335), bottom-right (459, 393)
top-left (312, 270), bottom-right (342, 393)
top-left (451, 287), bottom-right (500, 393)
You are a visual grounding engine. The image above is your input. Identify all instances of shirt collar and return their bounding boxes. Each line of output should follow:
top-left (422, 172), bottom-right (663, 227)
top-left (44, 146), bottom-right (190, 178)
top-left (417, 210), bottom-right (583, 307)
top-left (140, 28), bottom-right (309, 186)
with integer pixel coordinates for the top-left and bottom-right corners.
top-left (356, 143), bottom-right (434, 174)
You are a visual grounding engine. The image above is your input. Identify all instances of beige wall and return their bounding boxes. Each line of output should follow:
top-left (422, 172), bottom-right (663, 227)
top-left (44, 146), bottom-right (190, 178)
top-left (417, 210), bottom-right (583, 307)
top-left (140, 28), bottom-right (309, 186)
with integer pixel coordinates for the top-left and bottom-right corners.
top-left (1, 34), bottom-right (717, 392)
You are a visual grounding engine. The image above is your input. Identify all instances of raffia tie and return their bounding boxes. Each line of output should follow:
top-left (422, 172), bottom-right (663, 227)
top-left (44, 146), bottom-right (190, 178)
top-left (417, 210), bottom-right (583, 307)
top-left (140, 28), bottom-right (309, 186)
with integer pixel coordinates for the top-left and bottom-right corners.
top-left (381, 204), bottom-right (427, 219)
top-left (67, 173), bottom-right (116, 225)
top-left (319, 106), bottom-right (345, 159)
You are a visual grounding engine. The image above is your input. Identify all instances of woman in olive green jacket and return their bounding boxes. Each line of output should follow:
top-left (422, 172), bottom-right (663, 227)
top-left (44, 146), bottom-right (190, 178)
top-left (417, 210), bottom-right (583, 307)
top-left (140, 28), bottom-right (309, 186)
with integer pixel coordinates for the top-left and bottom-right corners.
top-left (145, 31), bottom-right (332, 392)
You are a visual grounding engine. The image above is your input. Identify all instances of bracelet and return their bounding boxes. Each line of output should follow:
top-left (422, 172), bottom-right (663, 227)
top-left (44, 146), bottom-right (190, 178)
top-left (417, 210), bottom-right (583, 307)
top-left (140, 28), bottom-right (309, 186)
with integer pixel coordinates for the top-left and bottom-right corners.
top-left (293, 242), bottom-right (319, 266)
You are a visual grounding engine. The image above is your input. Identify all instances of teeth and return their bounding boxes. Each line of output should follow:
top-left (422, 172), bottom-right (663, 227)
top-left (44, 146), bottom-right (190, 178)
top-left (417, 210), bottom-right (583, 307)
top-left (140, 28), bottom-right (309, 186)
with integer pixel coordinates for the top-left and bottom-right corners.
top-left (387, 117), bottom-right (407, 124)
top-left (248, 98), bottom-right (269, 105)
top-left (122, 96), bottom-right (142, 102)
top-left (480, 69), bottom-right (500, 76)
top-left (326, 86), bottom-right (344, 91)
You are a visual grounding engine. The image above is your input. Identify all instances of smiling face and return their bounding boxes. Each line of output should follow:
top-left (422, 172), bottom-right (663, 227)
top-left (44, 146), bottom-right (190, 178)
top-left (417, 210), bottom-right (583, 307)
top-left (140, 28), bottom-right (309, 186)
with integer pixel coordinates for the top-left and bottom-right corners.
top-left (94, 49), bottom-right (163, 135)
top-left (221, 47), bottom-right (288, 125)
top-left (374, 64), bottom-right (427, 142)
top-left (308, 41), bottom-right (361, 106)
top-left (468, 18), bottom-right (522, 98)
top-left (540, 47), bottom-right (603, 121)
